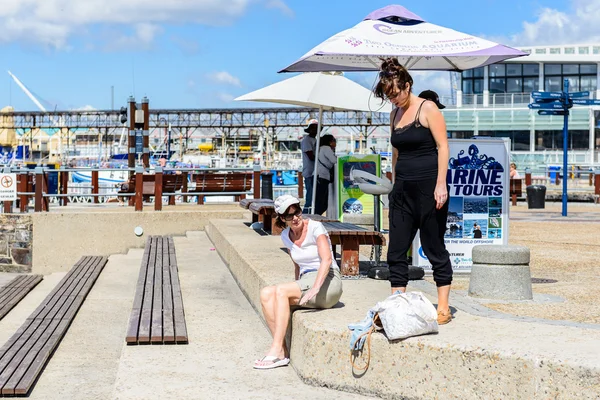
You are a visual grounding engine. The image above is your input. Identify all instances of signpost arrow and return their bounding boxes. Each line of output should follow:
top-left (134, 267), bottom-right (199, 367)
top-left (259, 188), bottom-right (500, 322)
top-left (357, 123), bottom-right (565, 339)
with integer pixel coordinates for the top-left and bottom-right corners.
top-left (569, 91), bottom-right (590, 98)
top-left (528, 102), bottom-right (565, 110)
top-left (532, 91), bottom-right (564, 99)
top-left (537, 110), bottom-right (568, 116)
top-left (571, 99), bottom-right (600, 106)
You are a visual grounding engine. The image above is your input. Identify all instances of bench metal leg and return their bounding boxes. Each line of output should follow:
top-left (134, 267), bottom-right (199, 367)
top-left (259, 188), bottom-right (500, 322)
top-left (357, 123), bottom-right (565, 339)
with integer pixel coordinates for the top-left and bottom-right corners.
top-left (340, 237), bottom-right (359, 276)
top-left (262, 213), bottom-right (273, 233)
top-left (252, 213), bottom-right (259, 223)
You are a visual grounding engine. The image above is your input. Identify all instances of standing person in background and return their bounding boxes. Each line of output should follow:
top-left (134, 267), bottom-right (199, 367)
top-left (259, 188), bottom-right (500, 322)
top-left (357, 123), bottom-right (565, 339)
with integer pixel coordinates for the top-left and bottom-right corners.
top-left (315, 134), bottom-right (337, 215)
top-left (418, 90), bottom-right (446, 110)
top-left (510, 163), bottom-right (521, 179)
top-left (301, 119), bottom-right (320, 213)
top-left (373, 57), bottom-right (453, 325)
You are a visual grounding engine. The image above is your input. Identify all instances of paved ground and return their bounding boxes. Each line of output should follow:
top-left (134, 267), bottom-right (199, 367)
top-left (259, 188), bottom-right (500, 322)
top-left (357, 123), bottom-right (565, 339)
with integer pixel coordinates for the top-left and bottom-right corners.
top-left (357, 201), bottom-right (600, 325)
top-left (0, 233), bottom-right (374, 399)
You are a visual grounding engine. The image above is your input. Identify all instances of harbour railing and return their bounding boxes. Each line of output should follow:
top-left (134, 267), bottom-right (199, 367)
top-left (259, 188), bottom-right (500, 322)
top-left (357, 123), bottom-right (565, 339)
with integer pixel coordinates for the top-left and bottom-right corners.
top-left (0, 166), bottom-right (305, 213)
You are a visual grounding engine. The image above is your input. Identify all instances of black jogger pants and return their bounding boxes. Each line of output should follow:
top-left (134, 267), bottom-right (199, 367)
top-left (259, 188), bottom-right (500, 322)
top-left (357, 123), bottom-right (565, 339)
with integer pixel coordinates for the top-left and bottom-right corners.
top-left (387, 178), bottom-right (453, 288)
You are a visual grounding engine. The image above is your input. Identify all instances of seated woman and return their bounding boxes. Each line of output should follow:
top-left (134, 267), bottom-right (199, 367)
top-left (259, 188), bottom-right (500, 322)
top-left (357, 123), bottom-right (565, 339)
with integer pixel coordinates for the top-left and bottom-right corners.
top-left (254, 194), bottom-right (343, 370)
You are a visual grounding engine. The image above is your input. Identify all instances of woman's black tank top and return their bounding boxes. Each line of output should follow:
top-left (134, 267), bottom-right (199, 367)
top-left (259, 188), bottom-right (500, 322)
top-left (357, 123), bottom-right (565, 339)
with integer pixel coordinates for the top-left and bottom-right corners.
top-left (390, 101), bottom-right (438, 181)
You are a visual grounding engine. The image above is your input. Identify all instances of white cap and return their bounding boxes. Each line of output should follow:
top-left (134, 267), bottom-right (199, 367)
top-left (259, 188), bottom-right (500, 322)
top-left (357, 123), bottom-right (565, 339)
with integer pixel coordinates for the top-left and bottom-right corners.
top-left (274, 194), bottom-right (300, 214)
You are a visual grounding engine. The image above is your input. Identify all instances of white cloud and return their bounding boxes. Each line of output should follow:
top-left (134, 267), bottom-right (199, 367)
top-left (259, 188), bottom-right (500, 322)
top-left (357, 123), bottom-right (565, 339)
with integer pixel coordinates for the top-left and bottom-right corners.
top-left (208, 71), bottom-right (242, 87)
top-left (73, 105), bottom-right (96, 111)
top-left (510, 0), bottom-right (600, 45)
top-left (0, 0), bottom-right (292, 49)
top-left (412, 71), bottom-right (452, 98)
top-left (104, 23), bottom-right (163, 51)
top-left (265, 0), bottom-right (294, 17)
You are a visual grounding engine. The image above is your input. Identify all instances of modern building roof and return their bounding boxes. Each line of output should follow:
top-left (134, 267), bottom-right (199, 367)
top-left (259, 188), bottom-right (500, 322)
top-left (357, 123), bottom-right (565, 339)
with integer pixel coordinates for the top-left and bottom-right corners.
top-left (503, 43), bottom-right (600, 63)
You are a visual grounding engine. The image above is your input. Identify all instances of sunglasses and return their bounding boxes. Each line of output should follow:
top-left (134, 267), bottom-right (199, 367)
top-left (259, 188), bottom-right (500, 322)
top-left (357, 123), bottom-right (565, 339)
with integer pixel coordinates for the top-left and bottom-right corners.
top-left (282, 209), bottom-right (302, 221)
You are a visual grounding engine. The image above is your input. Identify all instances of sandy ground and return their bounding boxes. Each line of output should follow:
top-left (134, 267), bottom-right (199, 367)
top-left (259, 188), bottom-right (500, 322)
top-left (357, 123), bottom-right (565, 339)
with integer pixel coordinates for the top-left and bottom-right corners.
top-left (359, 202), bottom-right (600, 324)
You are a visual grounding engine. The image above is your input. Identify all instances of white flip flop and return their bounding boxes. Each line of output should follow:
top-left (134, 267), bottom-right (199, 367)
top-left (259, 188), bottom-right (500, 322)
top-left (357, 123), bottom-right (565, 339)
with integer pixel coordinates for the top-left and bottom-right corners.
top-left (253, 356), bottom-right (290, 370)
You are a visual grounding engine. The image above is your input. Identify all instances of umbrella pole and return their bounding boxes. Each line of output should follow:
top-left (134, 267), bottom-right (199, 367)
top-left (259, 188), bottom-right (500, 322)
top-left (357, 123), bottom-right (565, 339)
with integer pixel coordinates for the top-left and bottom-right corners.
top-left (310, 106), bottom-right (323, 214)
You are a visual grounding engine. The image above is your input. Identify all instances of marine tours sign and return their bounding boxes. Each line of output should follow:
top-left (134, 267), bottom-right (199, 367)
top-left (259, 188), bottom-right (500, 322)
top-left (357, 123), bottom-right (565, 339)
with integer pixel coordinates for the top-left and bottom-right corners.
top-left (413, 138), bottom-right (510, 272)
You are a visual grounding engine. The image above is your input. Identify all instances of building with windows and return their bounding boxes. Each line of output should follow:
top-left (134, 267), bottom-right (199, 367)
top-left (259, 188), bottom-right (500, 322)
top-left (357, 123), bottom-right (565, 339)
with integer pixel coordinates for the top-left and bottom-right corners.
top-left (442, 43), bottom-right (600, 168)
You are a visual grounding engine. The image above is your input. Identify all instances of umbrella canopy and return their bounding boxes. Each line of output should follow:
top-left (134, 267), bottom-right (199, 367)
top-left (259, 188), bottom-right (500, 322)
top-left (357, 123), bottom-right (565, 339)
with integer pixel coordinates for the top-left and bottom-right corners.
top-left (235, 71), bottom-right (392, 113)
top-left (280, 4), bottom-right (527, 72)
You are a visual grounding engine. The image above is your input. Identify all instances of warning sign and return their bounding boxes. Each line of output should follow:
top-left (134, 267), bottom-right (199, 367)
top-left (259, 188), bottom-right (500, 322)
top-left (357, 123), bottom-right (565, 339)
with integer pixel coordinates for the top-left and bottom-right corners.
top-left (0, 174), bottom-right (17, 201)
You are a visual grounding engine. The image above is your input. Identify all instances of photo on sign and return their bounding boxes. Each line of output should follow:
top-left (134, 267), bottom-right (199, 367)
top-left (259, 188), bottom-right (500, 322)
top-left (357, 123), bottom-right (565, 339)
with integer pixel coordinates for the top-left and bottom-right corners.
top-left (342, 198), bottom-right (364, 214)
top-left (488, 229), bottom-right (502, 239)
top-left (342, 162), bottom-right (377, 189)
top-left (489, 196), bottom-right (502, 209)
top-left (489, 207), bottom-right (502, 218)
top-left (488, 216), bottom-right (502, 229)
top-left (464, 197), bottom-right (488, 214)
top-left (463, 219), bottom-right (487, 239)
top-left (445, 197), bottom-right (464, 239)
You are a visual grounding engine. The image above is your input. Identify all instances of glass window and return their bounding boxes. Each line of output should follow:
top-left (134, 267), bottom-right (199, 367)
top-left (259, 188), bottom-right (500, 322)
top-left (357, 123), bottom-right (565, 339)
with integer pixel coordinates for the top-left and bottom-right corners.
top-left (507, 78), bottom-right (522, 93)
top-left (523, 64), bottom-right (539, 76)
top-left (580, 64), bottom-right (597, 74)
top-left (562, 64), bottom-right (579, 75)
top-left (473, 67), bottom-right (484, 78)
top-left (545, 64), bottom-right (561, 75)
top-left (535, 48), bottom-right (547, 54)
top-left (473, 79), bottom-right (484, 94)
top-left (522, 49), bottom-right (532, 54)
top-left (489, 78), bottom-right (506, 93)
top-left (580, 76), bottom-right (597, 92)
top-left (506, 64), bottom-right (522, 76)
top-left (566, 76), bottom-right (580, 91)
top-left (565, 47), bottom-right (575, 54)
top-left (594, 47), bottom-right (600, 55)
top-left (579, 47), bottom-right (590, 54)
top-left (462, 69), bottom-right (473, 78)
top-left (489, 64), bottom-right (506, 77)
top-left (462, 80), bottom-right (473, 94)
top-left (550, 48), bottom-right (561, 54)
top-left (523, 77), bottom-right (538, 93)
top-left (545, 77), bottom-right (562, 91)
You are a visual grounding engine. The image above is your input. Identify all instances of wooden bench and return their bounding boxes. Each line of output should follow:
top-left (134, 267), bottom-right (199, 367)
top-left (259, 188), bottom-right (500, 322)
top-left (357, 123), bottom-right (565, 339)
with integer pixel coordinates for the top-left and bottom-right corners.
top-left (119, 174), bottom-right (184, 205)
top-left (239, 198), bottom-right (273, 210)
top-left (126, 236), bottom-right (188, 345)
top-left (323, 221), bottom-right (386, 276)
top-left (248, 202), bottom-right (280, 234)
top-left (510, 179), bottom-right (523, 206)
top-left (0, 275), bottom-right (43, 320)
top-left (190, 172), bottom-right (252, 204)
top-left (0, 256), bottom-right (107, 396)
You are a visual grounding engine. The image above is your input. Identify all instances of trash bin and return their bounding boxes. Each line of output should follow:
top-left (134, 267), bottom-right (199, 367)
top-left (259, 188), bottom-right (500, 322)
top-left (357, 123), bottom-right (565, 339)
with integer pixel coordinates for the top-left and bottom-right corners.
top-left (526, 185), bottom-right (546, 209)
top-left (261, 171), bottom-right (274, 200)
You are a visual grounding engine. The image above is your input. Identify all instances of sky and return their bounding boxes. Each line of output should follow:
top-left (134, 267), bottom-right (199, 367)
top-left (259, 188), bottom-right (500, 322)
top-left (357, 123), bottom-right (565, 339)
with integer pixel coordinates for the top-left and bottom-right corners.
top-left (1, 0), bottom-right (599, 112)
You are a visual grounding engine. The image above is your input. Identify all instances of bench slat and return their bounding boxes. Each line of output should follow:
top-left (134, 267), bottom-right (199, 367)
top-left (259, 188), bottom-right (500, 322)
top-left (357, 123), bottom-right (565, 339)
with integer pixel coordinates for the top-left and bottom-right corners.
top-left (138, 237), bottom-right (157, 343)
top-left (150, 238), bottom-right (164, 343)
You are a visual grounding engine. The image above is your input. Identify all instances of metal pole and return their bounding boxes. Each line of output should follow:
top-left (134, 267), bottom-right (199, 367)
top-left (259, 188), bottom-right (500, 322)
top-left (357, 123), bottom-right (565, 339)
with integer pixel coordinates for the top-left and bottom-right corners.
top-left (562, 79), bottom-right (569, 217)
top-left (310, 106), bottom-right (323, 214)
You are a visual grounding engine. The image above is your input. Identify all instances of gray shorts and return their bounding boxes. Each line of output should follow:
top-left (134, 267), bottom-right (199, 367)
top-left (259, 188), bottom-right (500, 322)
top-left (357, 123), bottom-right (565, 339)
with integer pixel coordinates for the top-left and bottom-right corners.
top-left (296, 268), bottom-right (342, 309)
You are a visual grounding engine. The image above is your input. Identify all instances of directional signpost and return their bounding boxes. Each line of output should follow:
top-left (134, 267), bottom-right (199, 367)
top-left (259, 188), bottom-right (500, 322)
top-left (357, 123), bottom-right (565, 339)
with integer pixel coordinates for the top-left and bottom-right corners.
top-left (530, 81), bottom-right (600, 216)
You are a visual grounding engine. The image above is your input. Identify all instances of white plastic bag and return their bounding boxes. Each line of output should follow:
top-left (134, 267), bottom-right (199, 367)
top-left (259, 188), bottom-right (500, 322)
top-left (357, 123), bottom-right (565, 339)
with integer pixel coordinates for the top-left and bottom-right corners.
top-left (371, 291), bottom-right (438, 340)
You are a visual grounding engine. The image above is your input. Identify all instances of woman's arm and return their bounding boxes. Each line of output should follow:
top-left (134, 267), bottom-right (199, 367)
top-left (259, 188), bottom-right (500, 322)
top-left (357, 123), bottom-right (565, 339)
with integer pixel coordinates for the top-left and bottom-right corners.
top-left (324, 147), bottom-right (337, 167)
top-left (423, 101), bottom-right (449, 210)
top-left (298, 234), bottom-right (332, 305)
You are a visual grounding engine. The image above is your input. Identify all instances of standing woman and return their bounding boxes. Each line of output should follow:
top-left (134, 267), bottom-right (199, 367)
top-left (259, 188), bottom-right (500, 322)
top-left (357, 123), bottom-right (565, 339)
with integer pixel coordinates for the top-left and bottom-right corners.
top-left (315, 134), bottom-right (337, 215)
top-left (373, 57), bottom-right (453, 325)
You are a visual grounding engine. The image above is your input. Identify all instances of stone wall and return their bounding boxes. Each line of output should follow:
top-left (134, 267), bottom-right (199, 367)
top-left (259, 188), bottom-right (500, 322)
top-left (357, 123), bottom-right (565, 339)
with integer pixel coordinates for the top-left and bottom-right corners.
top-left (0, 214), bottom-right (32, 273)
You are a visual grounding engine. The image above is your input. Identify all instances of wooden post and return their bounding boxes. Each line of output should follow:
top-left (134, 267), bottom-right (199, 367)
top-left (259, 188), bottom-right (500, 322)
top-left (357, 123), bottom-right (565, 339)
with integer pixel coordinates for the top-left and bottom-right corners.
top-left (34, 167), bottom-right (44, 212)
top-left (18, 171), bottom-right (28, 212)
top-left (135, 167), bottom-right (143, 212)
top-left (525, 172), bottom-right (532, 186)
top-left (60, 170), bottom-right (69, 206)
top-left (182, 171), bottom-right (188, 203)
top-left (253, 166), bottom-right (261, 200)
top-left (155, 167), bottom-right (163, 211)
top-left (595, 171), bottom-right (600, 195)
top-left (340, 236), bottom-right (360, 276)
top-left (92, 169), bottom-right (99, 204)
top-left (297, 171), bottom-right (303, 198)
top-left (142, 97), bottom-right (150, 168)
top-left (3, 201), bottom-right (12, 213)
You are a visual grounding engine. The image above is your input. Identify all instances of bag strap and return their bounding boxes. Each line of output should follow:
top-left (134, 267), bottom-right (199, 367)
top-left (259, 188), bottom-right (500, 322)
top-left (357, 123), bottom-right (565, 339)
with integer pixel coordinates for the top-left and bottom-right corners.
top-left (349, 313), bottom-right (382, 372)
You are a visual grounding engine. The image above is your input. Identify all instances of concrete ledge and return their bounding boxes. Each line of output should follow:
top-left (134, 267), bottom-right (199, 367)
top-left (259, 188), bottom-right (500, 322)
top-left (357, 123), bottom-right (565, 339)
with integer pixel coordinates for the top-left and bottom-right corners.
top-left (32, 209), bottom-right (246, 274)
top-left (207, 218), bottom-right (600, 399)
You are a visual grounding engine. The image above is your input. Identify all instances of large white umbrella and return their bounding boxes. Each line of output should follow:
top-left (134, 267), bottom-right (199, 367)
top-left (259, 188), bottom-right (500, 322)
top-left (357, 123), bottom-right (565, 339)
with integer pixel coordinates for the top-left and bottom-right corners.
top-left (280, 4), bottom-right (527, 73)
top-left (235, 71), bottom-right (392, 212)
